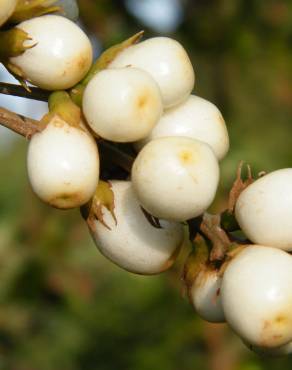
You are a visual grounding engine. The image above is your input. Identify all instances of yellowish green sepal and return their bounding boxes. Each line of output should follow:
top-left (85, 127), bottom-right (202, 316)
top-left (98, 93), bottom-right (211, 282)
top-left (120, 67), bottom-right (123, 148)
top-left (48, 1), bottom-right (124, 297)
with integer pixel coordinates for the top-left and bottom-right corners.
top-left (10, 0), bottom-right (61, 23)
top-left (82, 181), bottom-right (117, 231)
top-left (182, 234), bottom-right (209, 294)
top-left (41, 91), bottom-right (81, 128)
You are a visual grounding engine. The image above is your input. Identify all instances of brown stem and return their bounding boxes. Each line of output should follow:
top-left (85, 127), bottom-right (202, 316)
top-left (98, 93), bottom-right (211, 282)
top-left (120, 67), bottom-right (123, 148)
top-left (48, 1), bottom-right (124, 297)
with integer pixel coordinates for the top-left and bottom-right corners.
top-left (98, 141), bottom-right (134, 173)
top-left (0, 107), bottom-right (43, 139)
top-left (0, 82), bottom-right (50, 102)
top-left (0, 106), bottom-right (134, 172)
top-left (199, 213), bottom-right (231, 262)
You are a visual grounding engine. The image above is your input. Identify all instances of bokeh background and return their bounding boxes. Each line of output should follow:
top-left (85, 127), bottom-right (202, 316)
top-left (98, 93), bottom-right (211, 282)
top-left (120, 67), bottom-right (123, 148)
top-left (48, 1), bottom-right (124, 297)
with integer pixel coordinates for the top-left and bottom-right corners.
top-left (1, 0), bottom-right (292, 369)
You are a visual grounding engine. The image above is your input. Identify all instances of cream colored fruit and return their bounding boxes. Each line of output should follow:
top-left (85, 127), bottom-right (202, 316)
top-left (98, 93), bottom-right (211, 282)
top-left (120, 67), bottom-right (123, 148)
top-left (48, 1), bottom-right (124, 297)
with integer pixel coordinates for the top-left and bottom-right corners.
top-left (82, 68), bottom-right (163, 142)
top-left (132, 137), bottom-right (220, 222)
top-left (27, 116), bottom-right (100, 209)
top-left (135, 95), bottom-right (229, 160)
top-left (235, 169), bottom-right (292, 251)
top-left (0, 0), bottom-right (17, 26)
top-left (221, 245), bottom-right (292, 348)
top-left (190, 267), bottom-right (225, 323)
top-left (109, 37), bottom-right (195, 108)
top-left (89, 181), bottom-right (184, 275)
top-left (10, 15), bottom-right (92, 90)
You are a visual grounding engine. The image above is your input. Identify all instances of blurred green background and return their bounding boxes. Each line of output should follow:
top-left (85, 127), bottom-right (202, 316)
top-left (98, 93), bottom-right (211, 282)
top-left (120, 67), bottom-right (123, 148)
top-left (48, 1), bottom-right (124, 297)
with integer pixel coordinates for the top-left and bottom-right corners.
top-left (1, 0), bottom-right (292, 369)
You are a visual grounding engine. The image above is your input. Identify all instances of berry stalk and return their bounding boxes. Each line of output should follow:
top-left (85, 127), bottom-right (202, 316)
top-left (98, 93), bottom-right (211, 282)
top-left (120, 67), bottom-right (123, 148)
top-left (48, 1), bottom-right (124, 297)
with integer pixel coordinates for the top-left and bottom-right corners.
top-left (0, 106), bottom-right (133, 172)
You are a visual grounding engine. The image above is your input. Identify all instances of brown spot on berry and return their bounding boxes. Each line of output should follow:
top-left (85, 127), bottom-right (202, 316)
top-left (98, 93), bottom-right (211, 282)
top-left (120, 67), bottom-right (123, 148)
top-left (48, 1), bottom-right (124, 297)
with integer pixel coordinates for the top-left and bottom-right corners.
top-left (137, 94), bottom-right (149, 109)
top-left (49, 192), bottom-right (84, 209)
top-left (179, 150), bottom-right (193, 164)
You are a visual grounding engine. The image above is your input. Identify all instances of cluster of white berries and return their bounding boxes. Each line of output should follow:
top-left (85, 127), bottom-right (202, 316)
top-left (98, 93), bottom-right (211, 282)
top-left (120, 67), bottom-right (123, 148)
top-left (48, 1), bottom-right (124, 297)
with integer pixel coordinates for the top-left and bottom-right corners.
top-left (187, 169), bottom-right (292, 356)
top-left (2, 2), bottom-right (292, 358)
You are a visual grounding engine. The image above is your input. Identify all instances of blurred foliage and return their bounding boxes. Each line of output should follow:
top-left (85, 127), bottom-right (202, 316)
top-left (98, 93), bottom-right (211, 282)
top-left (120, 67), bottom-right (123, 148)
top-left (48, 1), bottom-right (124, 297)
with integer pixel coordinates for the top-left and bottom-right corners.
top-left (1, 0), bottom-right (292, 369)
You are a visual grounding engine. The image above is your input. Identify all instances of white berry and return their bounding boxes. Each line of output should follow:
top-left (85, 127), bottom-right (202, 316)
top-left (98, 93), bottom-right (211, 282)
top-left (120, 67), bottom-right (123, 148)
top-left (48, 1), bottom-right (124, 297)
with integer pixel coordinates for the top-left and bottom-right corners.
top-left (190, 267), bottom-right (225, 323)
top-left (235, 169), bottom-right (292, 251)
top-left (132, 137), bottom-right (219, 222)
top-left (221, 245), bottom-right (292, 348)
top-left (135, 95), bottom-right (229, 160)
top-left (10, 15), bottom-right (92, 90)
top-left (89, 181), bottom-right (184, 275)
top-left (27, 116), bottom-right (100, 209)
top-left (109, 37), bottom-right (195, 108)
top-left (0, 0), bottom-right (17, 26)
top-left (82, 68), bottom-right (163, 142)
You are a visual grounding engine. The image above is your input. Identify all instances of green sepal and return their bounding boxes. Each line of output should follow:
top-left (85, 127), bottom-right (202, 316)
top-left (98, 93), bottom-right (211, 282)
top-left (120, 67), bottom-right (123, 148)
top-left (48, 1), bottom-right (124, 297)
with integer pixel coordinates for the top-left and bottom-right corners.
top-left (10, 0), bottom-right (61, 23)
top-left (70, 31), bottom-right (144, 106)
top-left (0, 28), bottom-right (37, 91)
top-left (182, 234), bottom-right (209, 294)
top-left (0, 28), bottom-right (35, 60)
top-left (3, 62), bottom-right (30, 91)
top-left (81, 181), bottom-right (117, 231)
top-left (41, 91), bottom-right (81, 128)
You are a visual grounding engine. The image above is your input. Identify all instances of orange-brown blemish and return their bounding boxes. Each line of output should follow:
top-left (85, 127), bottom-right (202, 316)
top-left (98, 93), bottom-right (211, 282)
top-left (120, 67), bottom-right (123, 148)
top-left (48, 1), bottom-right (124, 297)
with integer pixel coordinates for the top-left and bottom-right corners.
top-left (179, 150), bottom-right (193, 164)
top-left (260, 314), bottom-right (290, 347)
top-left (49, 192), bottom-right (84, 209)
top-left (137, 94), bottom-right (148, 109)
top-left (275, 315), bottom-right (287, 324)
top-left (77, 55), bottom-right (88, 70)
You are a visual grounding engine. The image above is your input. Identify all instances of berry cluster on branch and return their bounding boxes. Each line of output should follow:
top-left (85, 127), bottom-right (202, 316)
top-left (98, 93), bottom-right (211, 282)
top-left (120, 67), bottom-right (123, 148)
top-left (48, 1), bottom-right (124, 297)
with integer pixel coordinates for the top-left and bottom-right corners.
top-left (1, 0), bottom-right (292, 358)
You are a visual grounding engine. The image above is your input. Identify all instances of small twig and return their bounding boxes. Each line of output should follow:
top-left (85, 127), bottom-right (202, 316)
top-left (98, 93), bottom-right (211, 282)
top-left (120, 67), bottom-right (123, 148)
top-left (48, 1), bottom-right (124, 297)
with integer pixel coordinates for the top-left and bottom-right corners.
top-left (0, 106), bottom-right (43, 139)
top-left (0, 82), bottom-right (50, 102)
top-left (228, 161), bottom-right (254, 213)
top-left (199, 213), bottom-right (231, 262)
top-left (0, 106), bottom-right (134, 172)
top-left (98, 140), bottom-right (134, 173)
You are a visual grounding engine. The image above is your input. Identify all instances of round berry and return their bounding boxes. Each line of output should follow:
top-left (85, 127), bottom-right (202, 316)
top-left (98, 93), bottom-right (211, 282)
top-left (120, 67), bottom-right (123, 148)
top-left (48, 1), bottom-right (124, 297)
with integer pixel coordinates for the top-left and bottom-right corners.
top-left (221, 245), bottom-right (292, 348)
top-left (27, 116), bottom-right (99, 209)
top-left (132, 137), bottom-right (219, 222)
top-left (10, 15), bottom-right (92, 90)
top-left (109, 37), bottom-right (195, 108)
top-left (83, 68), bottom-right (163, 142)
top-left (190, 267), bottom-right (225, 323)
top-left (135, 95), bottom-right (229, 160)
top-left (88, 181), bottom-right (184, 275)
top-left (235, 169), bottom-right (292, 251)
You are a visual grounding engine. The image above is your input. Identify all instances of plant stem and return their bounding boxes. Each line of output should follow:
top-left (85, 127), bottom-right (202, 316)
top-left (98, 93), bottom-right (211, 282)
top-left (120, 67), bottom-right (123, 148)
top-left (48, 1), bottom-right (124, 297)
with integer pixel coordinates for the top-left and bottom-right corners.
top-left (0, 107), bottom-right (43, 138)
top-left (188, 213), bottom-right (233, 262)
top-left (0, 106), bottom-right (134, 172)
top-left (0, 82), bottom-right (50, 101)
top-left (98, 141), bottom-right (134, 172)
